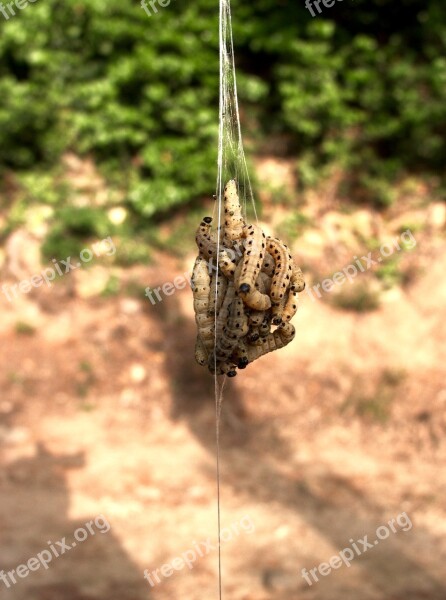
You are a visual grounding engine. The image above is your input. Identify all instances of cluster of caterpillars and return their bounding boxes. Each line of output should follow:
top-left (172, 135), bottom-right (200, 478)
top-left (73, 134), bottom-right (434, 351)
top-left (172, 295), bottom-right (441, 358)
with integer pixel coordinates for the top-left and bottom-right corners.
top-left (192, 179), bottom-right (305, 377)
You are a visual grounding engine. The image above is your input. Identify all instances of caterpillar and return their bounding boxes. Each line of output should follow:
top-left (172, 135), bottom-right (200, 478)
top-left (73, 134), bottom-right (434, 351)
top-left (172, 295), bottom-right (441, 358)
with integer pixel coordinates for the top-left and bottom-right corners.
top-left (223, 179), bottom-right (245, 242)
top-left (194, 337), bottom-right (208, 366)
top-left (290, 261), bottom-right (306, 293)
top-left (259, 314), bottom-right (272, 338)
top-left (195, 217), bottom-right (219, 259)
top-left (207, 272), bottom-right (228, 317)
top-left (282, 290), bottom-right (299, 323)
top-left (246, 323), bottom-right (295, 363)
top-left (261, 251), bottom-right (275, 277)
top-left (266, 237), bottom-right (293, 303)
top-left (236, 241), bottom-right (271, 311)
top-left (216, 280), bottom-right (235, 341)
top-left (214, 297), bottom-right (249, 363)
top-left (191, 256), bottom-right (214, 351)
top-left (271, 292), bottom-right (288, 325)
top-left (231, 341), bottom-right (249, 369)
top-left (238, 223), bottom-right (266, 294)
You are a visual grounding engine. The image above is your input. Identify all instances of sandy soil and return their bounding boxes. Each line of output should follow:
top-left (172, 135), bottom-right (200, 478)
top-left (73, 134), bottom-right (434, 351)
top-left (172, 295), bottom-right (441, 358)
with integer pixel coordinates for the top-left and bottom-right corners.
top-left (0, 205), bottom-right (445, 600)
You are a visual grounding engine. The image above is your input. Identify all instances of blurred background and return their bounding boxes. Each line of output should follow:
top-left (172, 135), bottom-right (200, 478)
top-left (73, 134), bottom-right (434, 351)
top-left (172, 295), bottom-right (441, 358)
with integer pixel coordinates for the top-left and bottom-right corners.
top-left (0, 0), bottom-right (445, 599)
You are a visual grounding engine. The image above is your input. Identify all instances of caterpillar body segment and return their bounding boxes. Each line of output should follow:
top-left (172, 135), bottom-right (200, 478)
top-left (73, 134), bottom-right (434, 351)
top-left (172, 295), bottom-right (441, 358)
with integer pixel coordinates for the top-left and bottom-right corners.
top-left (238, 224), bottom-right (266, 294)
top-left (290, 261), bottom-right (306, 293)
top-left (259, 315), bottom-right (271, 338)
top-left (271, 293), bottom-right (288, 325)
top-left (282, 290), bottom-right (299, 323)
top-left (192, 256), bottom-right (214, 351)
top-left (261, 251), bottom-right (275, 277)
top-left (216, 280), bottom-right (235, 340)
top-left (195, 217), bottom-right (221, 259)
top-left (223, 179), bottom-right (245, 242)
top-left (236, 245), bottom-right (271, 311)
top-left (231, 341), bottom-right (249, 369)
top-left (218, 249), bottom-right (238, 279)
top-left (213, 297), bottom-right (249, 363)
top-left (246, 323), bottom-right (295, 363)
top-left (195, 337), bottom-right (208, 366)
top-left (207, 272), bottom-right (228, 317)
top-left (266, 237), bottom-right (293, 303)
top-left (248, 309), bottom-right (266, 326)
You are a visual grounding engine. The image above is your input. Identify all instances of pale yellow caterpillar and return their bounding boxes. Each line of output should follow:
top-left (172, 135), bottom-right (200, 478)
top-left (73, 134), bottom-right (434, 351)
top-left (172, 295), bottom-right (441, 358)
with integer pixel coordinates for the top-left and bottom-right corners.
top-left (236, 242), bottom-right (271, 311)
top-left (282, 290), bottom-right (299, 323)
top-left (231, 341), bottom-right (249, 370)
top-left (195, 217), bottom-right (218, 259)
top-left (207, 272), bottom-right (228, 317)
top-left (261, 251), bottom-right (275, 277)
top-left (191, 256), bottom-right (214, 351)
top-left (216, 280), bottom-right (235, 340)
top-left (271, 292), bottom-right (288, 325)
top-left (290, 261), bottom-right (305, 293)
top-left (223, 179), bottom-right (245, 242)
top-left (246, 323), bottom-right (295, 363)
top-left (218, 248), bottom-right (238, 278)
top-left (194, 337), bottom-right (208, 366)
top-left (238, 223), bottom-right (266, 294)
top-left (214, 297), bottom-right (249, 363)
top-left (266, 237), bottom-right (293, 303)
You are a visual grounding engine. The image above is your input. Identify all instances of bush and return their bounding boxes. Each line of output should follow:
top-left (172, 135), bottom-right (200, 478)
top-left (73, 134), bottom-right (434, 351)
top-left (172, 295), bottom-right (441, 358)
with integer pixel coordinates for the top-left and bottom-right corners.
top-left (0, 0), bottom-right (445, 222)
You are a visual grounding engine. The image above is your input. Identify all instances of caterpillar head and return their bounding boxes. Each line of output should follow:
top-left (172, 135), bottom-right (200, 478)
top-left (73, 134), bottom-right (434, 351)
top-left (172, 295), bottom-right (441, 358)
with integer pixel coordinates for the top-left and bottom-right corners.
top-left (239, 283), bottom-right (250, 294)
top-left (203, 216), bottom-right (212, 224)
top-left (237, 357), bottom-right (249, 369)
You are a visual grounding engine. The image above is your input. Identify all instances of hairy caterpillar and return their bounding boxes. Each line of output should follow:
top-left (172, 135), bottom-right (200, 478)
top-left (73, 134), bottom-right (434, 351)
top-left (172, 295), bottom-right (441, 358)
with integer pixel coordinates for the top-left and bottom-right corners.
top-left (266, 237), bottom-right (293, 303)
top-left (223, 179), bottom-right (245, 242)
top-left (246, 323), bottom-right (295, 363)
top-left (238, 224), bottom-right (266, 294)
top-left (191, 256), bottom-right (214, 351)
top-left (290, 261), bottom-right (305, 293)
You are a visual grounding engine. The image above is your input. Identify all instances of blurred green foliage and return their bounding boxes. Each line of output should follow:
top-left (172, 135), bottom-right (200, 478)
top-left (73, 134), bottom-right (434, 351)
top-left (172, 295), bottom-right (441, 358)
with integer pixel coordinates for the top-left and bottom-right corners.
top-left (0, 0), bottom-right (445, 225)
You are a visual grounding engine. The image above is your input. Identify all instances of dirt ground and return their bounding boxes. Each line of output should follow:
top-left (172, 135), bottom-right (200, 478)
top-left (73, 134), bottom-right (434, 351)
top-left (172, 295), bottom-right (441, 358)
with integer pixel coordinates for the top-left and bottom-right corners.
top-left (1, 192), bottom-right (446, 600)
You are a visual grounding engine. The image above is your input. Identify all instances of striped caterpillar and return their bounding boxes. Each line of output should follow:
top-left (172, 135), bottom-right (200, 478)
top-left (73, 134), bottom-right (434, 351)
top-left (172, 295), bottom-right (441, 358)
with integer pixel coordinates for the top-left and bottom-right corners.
top-left (266, 237), bottom-right (293, 303)
top-left (223, 179), bottom-right (245, 242)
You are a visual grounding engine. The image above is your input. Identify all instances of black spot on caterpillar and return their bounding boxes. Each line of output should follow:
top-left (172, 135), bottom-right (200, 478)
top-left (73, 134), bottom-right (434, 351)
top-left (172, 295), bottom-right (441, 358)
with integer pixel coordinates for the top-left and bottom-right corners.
top-left (246, 323), bottom-right (295, 363)
top-left (266, 237), bottom-right (293, 303)
top-left (223, 179), bottom-right (245, 242)
top-left (191, 256), bottom-right (214, 351)
top-left (290, 261), bottom-right (305, 293)
top-left (238, 224), bottom-right (266, 294)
